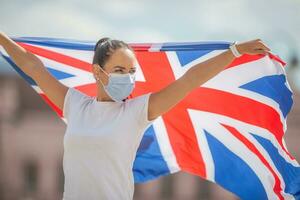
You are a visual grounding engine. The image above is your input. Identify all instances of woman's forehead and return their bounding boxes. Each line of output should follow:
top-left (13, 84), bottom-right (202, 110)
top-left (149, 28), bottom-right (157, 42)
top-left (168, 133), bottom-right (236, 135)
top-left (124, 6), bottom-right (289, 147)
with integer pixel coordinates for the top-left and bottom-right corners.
top-left (106, 49), bottom-right (137, 69)
top-left (113, 48), bottom-right (136, 59)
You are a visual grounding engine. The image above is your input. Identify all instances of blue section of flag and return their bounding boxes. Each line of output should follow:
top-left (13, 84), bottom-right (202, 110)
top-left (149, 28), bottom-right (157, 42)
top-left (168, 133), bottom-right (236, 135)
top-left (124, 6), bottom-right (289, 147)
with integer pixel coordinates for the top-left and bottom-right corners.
top-left (176, 50), bottom-right (212, 66)
top-left (240, 74), bottom-right (293, 118)
top-left (2, 55), bottom-right (37, 86)
top-left (1, 55), bottom-right (73, 84)
top-left (11, 36), bottom-right (95, 51)
top-left (46, 67), bottom-right (74, 80)
top-left (11, 37), bottom-right (232, 52)
top-left (252, 134), bottom-right (300, 198)
top-left (160, 42), bottom-right (230, 51)
top-left (205, 130), bottom-right (268, 200)
top-left (133, 126), bottom-right (170, 183)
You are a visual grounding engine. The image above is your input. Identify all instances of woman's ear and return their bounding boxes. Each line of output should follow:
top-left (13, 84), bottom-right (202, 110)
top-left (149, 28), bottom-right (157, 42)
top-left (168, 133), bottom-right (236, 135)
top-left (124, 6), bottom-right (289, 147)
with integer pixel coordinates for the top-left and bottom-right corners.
top-left (92, 64), bottom-right (100, 80)
top-left (93, 64), bottom-right (101, 72)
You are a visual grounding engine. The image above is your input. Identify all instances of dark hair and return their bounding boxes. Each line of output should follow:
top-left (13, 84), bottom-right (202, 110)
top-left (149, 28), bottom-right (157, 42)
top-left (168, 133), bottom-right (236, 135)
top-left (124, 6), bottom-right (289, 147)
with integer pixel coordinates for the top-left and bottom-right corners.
top-left (92, 37), bottom-right (134, 68)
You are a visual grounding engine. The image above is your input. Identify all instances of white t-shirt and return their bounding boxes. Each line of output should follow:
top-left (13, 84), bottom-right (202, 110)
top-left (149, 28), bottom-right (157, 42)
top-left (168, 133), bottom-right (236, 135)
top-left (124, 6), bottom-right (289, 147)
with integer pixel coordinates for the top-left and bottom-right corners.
top-left (62, 87), bottom-right (155, 200)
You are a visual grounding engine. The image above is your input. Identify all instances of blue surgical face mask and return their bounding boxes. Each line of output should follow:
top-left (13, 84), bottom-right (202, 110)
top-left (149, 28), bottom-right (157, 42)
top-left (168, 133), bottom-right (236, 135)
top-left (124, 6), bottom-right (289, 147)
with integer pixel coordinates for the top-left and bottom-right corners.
top-left (98, 67), bottom-right (135, 102)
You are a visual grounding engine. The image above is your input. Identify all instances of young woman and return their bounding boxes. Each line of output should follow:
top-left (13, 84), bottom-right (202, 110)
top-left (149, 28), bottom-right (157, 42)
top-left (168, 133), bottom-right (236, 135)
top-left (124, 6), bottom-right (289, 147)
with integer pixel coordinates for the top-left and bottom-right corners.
top-left (0, 32), bottom-right (270, 200)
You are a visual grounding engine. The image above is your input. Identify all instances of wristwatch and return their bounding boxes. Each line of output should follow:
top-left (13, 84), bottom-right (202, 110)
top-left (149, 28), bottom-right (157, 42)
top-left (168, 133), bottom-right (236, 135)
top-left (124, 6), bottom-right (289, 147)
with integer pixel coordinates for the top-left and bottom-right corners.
top-left (229, 41), bottom-right (242, 57)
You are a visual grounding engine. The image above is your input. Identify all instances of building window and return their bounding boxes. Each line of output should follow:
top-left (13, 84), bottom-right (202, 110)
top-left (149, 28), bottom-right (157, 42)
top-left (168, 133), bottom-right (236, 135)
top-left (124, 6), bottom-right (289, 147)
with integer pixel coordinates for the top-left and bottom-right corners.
top-left (57, 163), bottom-right (64, 194)
top-left (23, 160), bottom-right (38, 194)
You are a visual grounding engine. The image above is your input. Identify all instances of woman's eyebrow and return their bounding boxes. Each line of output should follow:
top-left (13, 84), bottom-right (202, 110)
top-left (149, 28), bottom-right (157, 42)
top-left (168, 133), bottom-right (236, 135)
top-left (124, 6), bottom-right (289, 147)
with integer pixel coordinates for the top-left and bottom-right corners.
top-left (113, 65), bottom-right (125, 69)
top-left (113, 65), bottom-right (136, 69)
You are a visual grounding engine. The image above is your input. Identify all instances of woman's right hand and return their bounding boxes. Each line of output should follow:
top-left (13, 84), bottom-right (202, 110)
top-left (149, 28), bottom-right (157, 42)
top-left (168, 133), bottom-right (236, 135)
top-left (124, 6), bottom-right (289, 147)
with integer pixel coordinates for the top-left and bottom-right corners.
top-left (0, 31), bottom-right (6, 45)
top-left (0, 31), bottom-right (2, 38)
top-left (0, 30), bottom-right (69, 112)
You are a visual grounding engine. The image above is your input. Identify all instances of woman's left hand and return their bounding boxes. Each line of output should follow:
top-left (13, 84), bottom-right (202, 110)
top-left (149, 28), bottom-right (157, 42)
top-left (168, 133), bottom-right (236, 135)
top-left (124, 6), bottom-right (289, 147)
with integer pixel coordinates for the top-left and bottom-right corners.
top-left (236, 39), bottom-right (271, 55)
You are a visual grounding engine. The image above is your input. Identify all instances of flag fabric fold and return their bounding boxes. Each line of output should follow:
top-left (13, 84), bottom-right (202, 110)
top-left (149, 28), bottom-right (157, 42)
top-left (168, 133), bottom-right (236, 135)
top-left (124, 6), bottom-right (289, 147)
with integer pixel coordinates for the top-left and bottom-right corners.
top-left (1, 36), bottom-right (299, 200)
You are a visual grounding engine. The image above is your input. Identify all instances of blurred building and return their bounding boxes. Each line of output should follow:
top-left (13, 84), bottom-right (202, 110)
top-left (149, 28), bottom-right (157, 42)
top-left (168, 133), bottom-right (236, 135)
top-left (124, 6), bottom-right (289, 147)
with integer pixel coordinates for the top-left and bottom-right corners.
top-left (0, 76), bottom-right (65, 200)
top-left (0, 61), bottom-right (299, 200)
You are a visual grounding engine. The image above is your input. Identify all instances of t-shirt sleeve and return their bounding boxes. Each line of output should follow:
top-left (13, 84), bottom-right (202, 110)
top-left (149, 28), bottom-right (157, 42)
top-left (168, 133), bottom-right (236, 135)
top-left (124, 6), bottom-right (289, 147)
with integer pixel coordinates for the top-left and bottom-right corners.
top-left (130, 92), bottom-right (157, 128)
top-left (63, 87), bottom-right (90, 122)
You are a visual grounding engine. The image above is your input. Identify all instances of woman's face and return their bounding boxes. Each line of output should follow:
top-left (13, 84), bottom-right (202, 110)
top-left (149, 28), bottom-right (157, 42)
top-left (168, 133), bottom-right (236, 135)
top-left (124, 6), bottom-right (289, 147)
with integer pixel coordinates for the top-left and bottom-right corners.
top-left (93, 47), bottom-right (138, 85)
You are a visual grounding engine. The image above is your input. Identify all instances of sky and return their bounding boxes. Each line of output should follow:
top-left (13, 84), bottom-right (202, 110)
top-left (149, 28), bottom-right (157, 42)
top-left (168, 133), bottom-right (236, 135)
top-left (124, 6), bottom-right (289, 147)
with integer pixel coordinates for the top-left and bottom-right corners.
top-left (0, 0), bottom-right (300, 88)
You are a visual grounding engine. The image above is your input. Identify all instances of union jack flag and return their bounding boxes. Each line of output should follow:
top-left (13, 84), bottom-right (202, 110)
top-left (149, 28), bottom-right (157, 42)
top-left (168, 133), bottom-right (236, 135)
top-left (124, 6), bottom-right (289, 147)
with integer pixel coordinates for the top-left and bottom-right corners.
top-left (1, 37), bottom-right (299, 200)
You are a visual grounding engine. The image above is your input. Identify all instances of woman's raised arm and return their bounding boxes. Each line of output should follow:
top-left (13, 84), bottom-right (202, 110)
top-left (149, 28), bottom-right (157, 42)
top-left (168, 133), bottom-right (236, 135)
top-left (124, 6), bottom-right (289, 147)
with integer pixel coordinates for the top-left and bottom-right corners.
top-left (0, 32), bottom-right (68, 110)
top-left (147, 39), bottom-right (271, 121)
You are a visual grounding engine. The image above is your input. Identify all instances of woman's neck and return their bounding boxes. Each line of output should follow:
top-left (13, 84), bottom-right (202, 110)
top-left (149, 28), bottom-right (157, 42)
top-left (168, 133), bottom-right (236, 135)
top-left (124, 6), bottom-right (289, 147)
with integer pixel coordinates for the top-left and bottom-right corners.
top-left (96, 84), bottom-right (114, 102)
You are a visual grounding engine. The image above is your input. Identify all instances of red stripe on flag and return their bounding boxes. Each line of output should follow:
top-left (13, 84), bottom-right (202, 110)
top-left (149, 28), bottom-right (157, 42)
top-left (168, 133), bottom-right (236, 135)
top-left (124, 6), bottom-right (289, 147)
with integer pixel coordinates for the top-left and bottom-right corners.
top-left (227, 54), bottom-right (264, 69)
top-left (39, 84), bottom-right (97, 119)
top-left (130, 43), bottom-right (152, 52)
top-left (164, 106), bottom-right (207, 177)
top-left (185, 87), bottom-right (293, 159)
top-left (268, 53), bottom-right (286, 66)
top-left (226, 52), bottom-right (286, 69)
top-left (39, 93), bottom-right (63, 117)
top-left (133, 51), bottom-right (208, 177)
top-left (16, 42), bottom-right (92, 72)
top-left (222, 124), bottom-right (284, 200)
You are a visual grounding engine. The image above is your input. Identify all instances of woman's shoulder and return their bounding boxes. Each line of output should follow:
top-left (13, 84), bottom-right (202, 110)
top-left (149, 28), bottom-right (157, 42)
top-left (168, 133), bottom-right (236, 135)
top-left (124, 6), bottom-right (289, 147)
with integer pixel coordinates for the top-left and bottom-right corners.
top-left (124, 93), bottom-right (152, 115)
top-left (68, 87), bottom-right (91, 97)
top-left (66, 87), bottom-right (95, 103)
top-left (124, 92), bottom-right (154, 127)
top-left (63, 87), bottom-right (94, 120)
top-left (125, 93), bottom-right (152, 105)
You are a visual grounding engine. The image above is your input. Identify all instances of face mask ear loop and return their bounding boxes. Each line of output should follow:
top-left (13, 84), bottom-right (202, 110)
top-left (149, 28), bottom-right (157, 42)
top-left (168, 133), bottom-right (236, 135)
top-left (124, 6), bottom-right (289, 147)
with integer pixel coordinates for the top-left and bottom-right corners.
top-left (98, 65), bottom-right (110, 77)
top-left (98, 77), bottom-right (106, 87)
top-left (97, 65), bottom-right (110, 87)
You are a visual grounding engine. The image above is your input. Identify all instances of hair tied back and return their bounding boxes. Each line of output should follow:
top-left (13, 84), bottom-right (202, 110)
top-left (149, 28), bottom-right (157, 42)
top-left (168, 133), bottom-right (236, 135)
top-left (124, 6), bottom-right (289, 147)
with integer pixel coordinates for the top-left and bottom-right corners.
top-left (94, 37), bottom-right (110, 51)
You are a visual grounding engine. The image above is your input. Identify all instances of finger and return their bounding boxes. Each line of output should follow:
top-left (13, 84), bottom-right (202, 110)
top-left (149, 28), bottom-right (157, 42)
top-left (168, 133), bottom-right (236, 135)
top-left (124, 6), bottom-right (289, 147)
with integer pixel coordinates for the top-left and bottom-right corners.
top-left (257, 41), bottom-right (271, 51)
top-left (256, 46), bottom-right (270, 52)
top-left (255, 49), bottom-right (268, 55)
